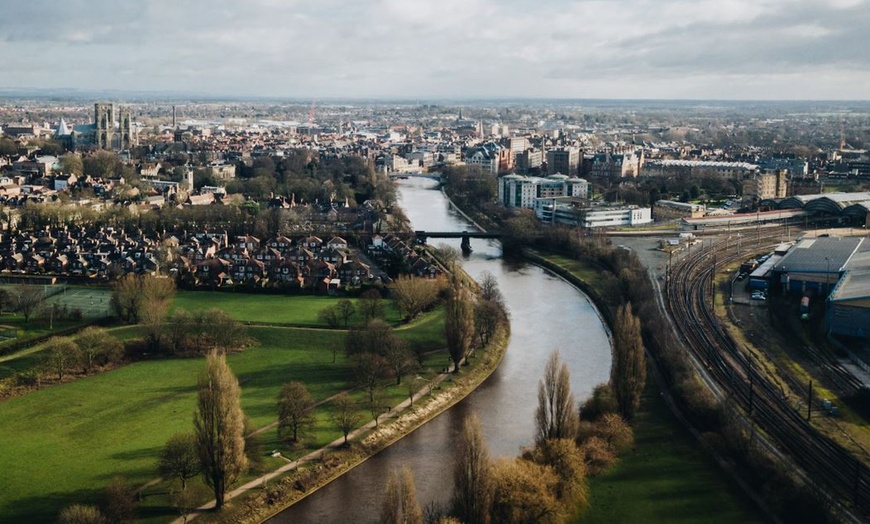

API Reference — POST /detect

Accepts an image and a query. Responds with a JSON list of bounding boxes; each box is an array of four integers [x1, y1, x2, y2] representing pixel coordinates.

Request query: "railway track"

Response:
[[666, 228, 870, 519]]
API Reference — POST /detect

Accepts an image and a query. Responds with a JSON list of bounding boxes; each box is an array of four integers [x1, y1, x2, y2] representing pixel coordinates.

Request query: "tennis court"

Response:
[[43, 286, 112, 318]]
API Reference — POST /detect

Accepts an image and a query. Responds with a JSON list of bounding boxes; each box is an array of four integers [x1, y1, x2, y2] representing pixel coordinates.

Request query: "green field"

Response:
[[0, 296, 446, 522], [171, 291, 403, 326], [579, 383, 762, 523]]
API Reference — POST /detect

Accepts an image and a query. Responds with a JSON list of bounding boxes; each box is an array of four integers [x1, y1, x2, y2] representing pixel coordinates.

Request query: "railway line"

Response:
[[666, 227, 870, 519]]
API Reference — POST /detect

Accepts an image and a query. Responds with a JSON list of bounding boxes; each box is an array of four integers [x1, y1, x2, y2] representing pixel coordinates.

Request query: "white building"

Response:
[[535, 199, 652, 228], [498, 174, 589, 209]]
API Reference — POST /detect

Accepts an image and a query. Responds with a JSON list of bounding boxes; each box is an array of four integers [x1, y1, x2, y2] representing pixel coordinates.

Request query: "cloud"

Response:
[[0, 0, 868, 99]]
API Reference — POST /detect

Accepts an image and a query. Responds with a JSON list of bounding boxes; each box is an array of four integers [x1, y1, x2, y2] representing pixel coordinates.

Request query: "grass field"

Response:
[[172, 291, 403, 326], [579, 382, 762, 523], [0, 310, 446, 523]]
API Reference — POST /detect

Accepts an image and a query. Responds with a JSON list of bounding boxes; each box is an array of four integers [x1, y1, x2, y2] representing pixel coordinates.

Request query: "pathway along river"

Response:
[[269, 178, 612, 523]]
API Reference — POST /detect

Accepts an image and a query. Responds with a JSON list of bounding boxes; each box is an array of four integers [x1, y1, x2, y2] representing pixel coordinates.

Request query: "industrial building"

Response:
[[762, 236, 870, 340]]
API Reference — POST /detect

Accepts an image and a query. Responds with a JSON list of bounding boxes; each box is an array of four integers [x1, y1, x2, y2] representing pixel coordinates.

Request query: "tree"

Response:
[[353, 352, 386, 402], [452, 415, 492, 524], [43, 336, 81, 380], [535, 351, 579, 443], [75, 326, 123, 373], [336, 299, 356, 328], [13, 285, 44, 324], [57, 504, 107, 524], [477, 271, 503, 307], [100, 476, 135, 524], [473, 300, 502, 347], [139, 275, 176, 351], [391, 275, 441, 320], [59, 153, 84, 176], [578, 383, 618, 422], [383, 336, 414, 385], [381, 465, 424, 524], [317, 304, 342, 329], [193, 350, 248, 510], [158, 433, 200, 491], [111, 274, 141, 323], [358, 288, 385, 324], [524, 439, 589, 519], [111, 274, 175, 326], [368, 385, 388, 428], [277, 381, 316, 445], [611, 303, 646, 420], [444, 277, 474, 373], [489, 458, 560, 524], [331, 391, 362, 446]]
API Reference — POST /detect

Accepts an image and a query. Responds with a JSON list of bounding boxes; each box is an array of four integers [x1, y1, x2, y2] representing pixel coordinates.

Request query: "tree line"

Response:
[[507, 221, 836, 522], [380, 351, 636, 524]]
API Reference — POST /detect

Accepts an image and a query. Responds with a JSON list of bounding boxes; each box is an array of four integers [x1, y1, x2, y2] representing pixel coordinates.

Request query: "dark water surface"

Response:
[[269, 178, 611, 523]]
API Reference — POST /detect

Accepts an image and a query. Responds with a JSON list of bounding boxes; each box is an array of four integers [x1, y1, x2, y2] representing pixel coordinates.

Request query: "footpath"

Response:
[[173, 368, 453, 523]]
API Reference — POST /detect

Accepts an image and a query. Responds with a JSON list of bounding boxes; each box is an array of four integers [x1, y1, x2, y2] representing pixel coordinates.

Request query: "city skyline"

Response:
[[1, 0, 869, 101]]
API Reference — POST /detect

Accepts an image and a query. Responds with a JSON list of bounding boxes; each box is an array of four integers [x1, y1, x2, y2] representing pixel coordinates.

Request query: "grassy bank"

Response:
[[580, 381, 761, 523], [528, 250, 763, 523], [171, 291, 403, 326]]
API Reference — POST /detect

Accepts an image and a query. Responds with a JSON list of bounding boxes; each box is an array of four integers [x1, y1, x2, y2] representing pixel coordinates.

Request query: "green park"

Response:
[[0, 288, 448, 523]]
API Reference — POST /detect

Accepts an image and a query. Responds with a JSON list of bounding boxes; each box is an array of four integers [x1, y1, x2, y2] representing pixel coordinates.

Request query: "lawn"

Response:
[[578, 379, 763, 523], [171, 291, 403, 326], [0, 309, 446, 523]]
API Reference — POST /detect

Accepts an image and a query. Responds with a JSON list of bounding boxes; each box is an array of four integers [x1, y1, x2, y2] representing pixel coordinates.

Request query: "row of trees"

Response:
[[383, 351, 635, 523]]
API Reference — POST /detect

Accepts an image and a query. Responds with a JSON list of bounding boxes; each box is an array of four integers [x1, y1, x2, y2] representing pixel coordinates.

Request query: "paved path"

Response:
[[171, 371, 450, 523]]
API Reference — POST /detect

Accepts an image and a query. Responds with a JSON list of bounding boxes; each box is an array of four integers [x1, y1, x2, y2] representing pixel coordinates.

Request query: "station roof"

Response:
[[830, 268, 870, 303], [772, 237, 867, 274]]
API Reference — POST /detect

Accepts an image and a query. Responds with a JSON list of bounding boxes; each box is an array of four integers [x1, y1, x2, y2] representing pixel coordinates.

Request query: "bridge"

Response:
[[388, 172, 443, 181], [414, 230, 502, 252]]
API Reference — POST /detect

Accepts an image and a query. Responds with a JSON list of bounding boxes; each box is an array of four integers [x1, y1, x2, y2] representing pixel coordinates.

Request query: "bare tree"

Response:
[[535, 351, 579, 444], [317, 304, 342, 329], [445, 276, 474, 373], [358, 288, 385, 324], [336, 299, 356, 328], [43, 336, 81, 380], [100, 476, 135, 524], [331, 391, 361, 446], [391, 275, 441, 320], [611, 303, 646, 420], [381, 465, 424, 524], [110, 274, 141, 323], [473, 300, 502, 347], [158, 433, 200, 491], [13, 285, 44, 324], [452, 415, 492, 524], [277, 381, 316, 445], [477, 271, 504, 307], [75, 326, 123, 373], [193, 350, 248, 510]]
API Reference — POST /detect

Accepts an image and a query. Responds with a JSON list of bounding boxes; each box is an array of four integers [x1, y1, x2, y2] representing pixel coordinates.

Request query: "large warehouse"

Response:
[[829, 251, 870, 340], [771, 236, 870, 340]]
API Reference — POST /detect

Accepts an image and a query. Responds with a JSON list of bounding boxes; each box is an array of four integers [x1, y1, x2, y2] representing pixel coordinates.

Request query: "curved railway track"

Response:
[[666, 229, 870, 519]]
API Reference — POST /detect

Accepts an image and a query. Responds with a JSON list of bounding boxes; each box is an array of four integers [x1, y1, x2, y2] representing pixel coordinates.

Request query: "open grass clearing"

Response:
[[0, 307, 446, 523], [171, 291, 403, 326], [579, 381, 763, 523]]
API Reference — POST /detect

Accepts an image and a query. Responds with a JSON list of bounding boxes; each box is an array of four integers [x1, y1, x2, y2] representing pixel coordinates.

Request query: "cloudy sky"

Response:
[[1, 0, 869, 100]]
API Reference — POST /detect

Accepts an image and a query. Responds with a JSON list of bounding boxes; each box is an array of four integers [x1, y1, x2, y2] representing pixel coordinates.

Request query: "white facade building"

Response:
[[498, 174, 589, 209]]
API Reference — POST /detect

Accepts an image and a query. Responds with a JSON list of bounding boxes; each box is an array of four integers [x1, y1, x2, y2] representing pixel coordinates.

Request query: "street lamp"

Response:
[[824, 256, 831, 333]]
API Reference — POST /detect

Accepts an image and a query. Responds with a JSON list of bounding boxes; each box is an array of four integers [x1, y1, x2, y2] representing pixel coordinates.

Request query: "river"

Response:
[[269, 178, 612, 523]]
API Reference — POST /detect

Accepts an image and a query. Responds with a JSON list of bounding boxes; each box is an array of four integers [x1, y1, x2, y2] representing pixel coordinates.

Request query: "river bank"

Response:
[[192, 305, 511, 523]]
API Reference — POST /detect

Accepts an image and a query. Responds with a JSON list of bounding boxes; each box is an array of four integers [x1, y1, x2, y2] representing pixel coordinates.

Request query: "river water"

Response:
[[269, 178, 612, 523]]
